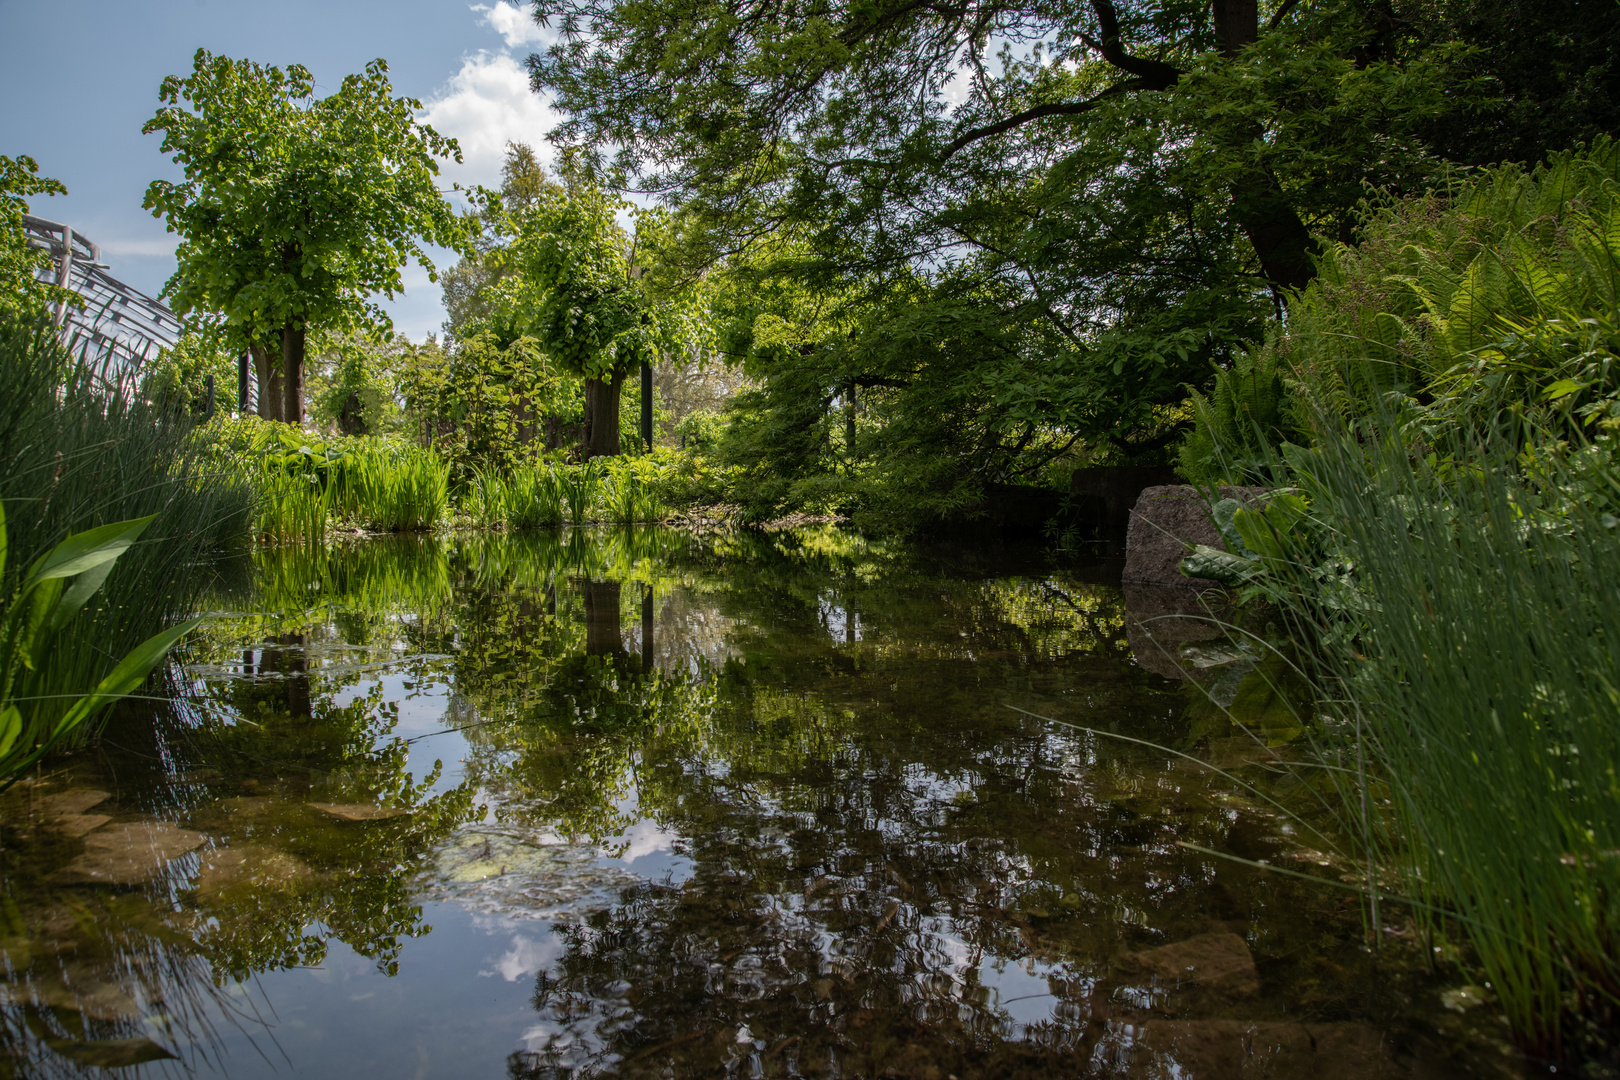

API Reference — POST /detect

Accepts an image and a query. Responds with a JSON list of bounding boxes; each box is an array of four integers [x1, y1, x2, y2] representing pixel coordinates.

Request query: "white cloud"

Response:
[[94, 237, 179, 259], [420, 50, 559, 192], [472, 2, 553, 48]]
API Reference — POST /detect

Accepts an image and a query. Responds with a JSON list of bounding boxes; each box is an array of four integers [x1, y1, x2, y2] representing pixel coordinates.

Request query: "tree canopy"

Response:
[[516, 0, 1619, 517], [0, 155, 68, 317], [143, 49, 472, 424]]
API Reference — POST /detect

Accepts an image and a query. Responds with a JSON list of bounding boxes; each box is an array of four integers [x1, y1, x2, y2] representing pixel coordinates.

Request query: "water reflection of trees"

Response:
[[430, 529, 1384, 1077], [2, 527, 1397, 1078]]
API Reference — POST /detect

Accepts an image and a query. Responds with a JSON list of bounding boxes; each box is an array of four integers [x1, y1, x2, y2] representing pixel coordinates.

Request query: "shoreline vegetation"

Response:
[[4, 2, 1620, 1070]]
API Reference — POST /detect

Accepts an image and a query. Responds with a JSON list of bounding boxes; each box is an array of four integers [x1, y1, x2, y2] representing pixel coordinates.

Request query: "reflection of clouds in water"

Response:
[[613, 818, 676, 862], [484, 933, 562, 983]]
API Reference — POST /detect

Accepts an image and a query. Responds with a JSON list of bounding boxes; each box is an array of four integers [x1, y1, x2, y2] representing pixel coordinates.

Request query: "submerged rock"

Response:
[[194, 844, 314, 898], [1127, 931, 1260, 997], [50, 814, 110, 839], [23, 967, 143, 1022], [1103, 1019, 1401, 1079], [48, 1036, 177, 1068], [50, 822, 206, 886], [36, 788, 111, 818], [420, 827, 643, 921]]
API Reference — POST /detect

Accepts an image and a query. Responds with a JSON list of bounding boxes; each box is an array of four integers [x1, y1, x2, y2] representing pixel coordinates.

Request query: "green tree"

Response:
[[0, 155, 68, 316], [521, 0, 1504, 497], [492, 179, 692, 458], [441, 142, 561, 342], [142, 50, 471, 426]]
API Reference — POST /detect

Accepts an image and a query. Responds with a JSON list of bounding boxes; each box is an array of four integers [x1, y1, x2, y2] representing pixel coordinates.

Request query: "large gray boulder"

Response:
[[1123, 485, 1267, 588]]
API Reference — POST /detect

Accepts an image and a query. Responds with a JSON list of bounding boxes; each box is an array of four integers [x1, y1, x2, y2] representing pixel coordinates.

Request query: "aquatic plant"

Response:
[[336, 442, 449, 532], [0, 311, 249, 747], [1290, 419, 1620, 1056], [560, 461, 599, 525], [254, 456, 332, 545], [597, 455, 666, 523], [0, 509, 200, 787]]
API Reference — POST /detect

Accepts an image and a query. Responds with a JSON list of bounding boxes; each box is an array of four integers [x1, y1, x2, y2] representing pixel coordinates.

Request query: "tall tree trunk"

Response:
[[252, 342, 283, 423], [640, 360, 653, 452], [1206, 0, 1316, 292], [583, 372, 627, 459], [1231, 183, 1317, 293], [1212, 0, 1258, 56], [281, 323, 306, 426]]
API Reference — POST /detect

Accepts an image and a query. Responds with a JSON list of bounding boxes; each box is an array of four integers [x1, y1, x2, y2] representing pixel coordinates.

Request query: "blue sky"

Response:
[[0, 0, 559, 340]]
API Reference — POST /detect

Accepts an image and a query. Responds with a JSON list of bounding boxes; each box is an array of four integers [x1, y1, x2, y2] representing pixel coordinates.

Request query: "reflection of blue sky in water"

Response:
[[1, 530, 1517, 1078]]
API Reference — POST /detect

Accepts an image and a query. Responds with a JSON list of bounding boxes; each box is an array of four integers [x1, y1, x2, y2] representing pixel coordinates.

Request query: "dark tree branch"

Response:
[[939, 79, 1143, 160], [1266, 0, 1303, 32], [1087, 0, 1182, 88]]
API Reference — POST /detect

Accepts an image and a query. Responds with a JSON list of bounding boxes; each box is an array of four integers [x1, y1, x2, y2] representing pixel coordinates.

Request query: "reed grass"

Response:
[[335, 442, 449, 532], [507, 464, 565, 529], [1278, 419, 1620, 1054], [597, 456, 666, 523], [561, 462, 599, 525], [255, 459, 332, 544], [0, 311, 252, 752]]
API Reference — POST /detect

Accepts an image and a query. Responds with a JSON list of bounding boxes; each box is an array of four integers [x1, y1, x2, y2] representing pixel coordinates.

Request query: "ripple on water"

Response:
[[417, 825, 644, 921]]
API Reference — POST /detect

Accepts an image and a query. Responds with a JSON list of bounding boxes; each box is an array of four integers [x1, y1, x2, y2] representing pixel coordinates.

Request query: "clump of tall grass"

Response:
[[0, 311, 251, 751], [506, 463, 564, 529], [468, 462, 566, 529], [1284, 421, 1620, 1056], [597, 455, 666, 524], [336, 442, 449, 532], [255, 458, 332, 544], [561, 461, 599, 525]]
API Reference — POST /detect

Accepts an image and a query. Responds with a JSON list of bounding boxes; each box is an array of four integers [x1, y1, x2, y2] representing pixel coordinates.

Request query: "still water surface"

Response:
[[2, 528, 1521, 1078]]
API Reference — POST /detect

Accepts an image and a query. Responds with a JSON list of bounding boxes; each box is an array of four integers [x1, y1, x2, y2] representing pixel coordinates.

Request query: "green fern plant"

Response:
[[1177, 346, 1300, 484]]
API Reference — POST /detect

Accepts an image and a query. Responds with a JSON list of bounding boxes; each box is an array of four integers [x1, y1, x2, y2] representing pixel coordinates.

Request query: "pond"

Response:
[[2, 527, 1524, 1078]]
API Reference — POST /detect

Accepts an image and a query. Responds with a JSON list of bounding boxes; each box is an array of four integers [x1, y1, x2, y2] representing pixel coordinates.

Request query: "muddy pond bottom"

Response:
[[1, 528, 1524, 1078]]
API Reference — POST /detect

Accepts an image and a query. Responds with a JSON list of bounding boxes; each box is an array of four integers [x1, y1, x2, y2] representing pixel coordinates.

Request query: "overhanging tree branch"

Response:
[[939, 79, 1144, 160]]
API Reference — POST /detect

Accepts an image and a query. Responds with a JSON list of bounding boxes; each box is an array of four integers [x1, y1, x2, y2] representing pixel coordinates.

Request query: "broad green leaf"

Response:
[[49, 618, 202, 740], [0, 499, 7, 583], [0, 705, 19, 760], [17, 577, 63, 671], [47, 558, 117, 636], [1180, 544, 1261, 585], [25, 516, 156, 586]]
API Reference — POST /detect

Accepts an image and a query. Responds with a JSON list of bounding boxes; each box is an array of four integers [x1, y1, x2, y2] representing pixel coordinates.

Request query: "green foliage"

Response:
[[596, 455, 667, 523], [309, 332, 407, 436], [470, 462, 566, 530], [142, 48, 472, 413], [0, 311, 250, 748], [0, 509, 201, 787], [674, 410, 725, 451], [140, 326, 237, 416], [1177, 346, 1302, 484], [1190, 138, 1620, 490], [1275, 417, 1620, 1055], [441, 142, 560, 342], [489, 180, 648, 382], [334, 442, 450, 533], [397, 333, 578, 483], [559, 461, 599, 525], [0, 155, 69, 317]]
